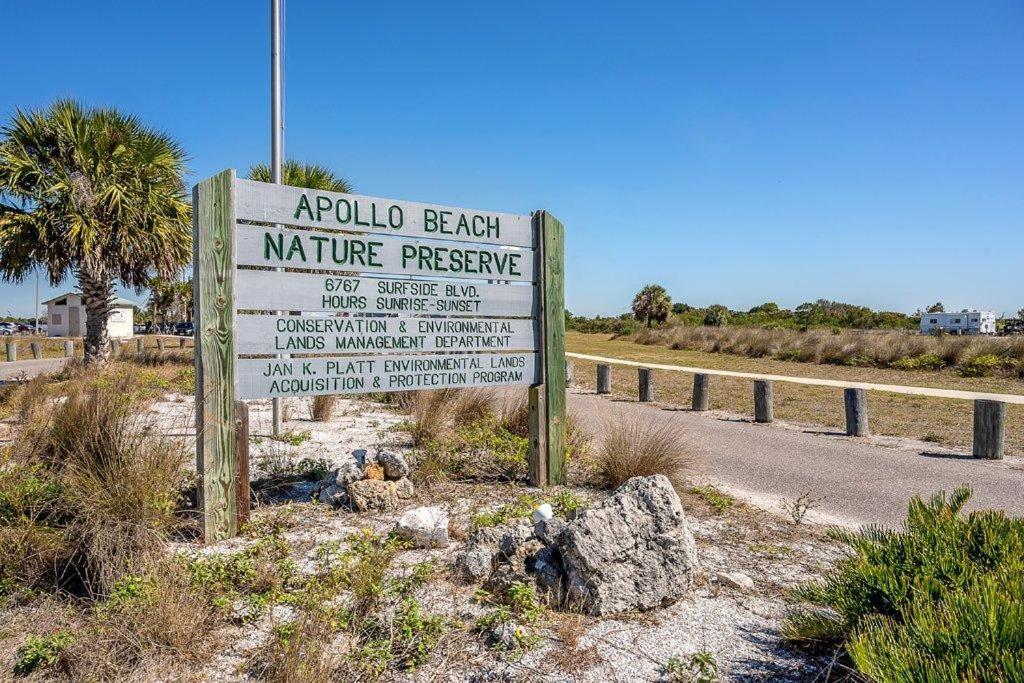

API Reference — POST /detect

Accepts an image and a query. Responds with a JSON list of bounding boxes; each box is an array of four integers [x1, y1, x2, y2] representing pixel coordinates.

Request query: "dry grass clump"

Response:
[[587, 414, 695, 493], [310, 393, 340, 421], [408, 388, 462, 446], [3, 369, 187, 597], [59, 561, 218, 682], [634, 325, 1024, 377]]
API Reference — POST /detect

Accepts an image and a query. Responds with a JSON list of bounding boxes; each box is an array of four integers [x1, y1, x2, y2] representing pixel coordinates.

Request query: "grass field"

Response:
[[567, 332, 1024, 456]]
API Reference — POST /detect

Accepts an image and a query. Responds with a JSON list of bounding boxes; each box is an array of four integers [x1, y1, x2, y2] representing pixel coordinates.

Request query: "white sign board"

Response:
[[236, 352, 539, 399], [236, 225, 534, 282], [235, 314, 537, 355], [235, 270, 536, 317], [235, 179, 534, 248]]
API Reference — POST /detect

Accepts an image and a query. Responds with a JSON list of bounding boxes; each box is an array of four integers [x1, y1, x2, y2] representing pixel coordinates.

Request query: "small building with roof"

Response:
[[42, 292, 136, 338], [920, 310, 996, 335]]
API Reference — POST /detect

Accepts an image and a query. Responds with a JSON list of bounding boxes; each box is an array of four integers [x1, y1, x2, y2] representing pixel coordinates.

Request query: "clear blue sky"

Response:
[[2, 1, 1022, 318]]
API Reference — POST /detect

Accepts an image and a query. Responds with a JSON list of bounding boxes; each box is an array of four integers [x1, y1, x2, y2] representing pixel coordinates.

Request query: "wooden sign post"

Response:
[[193, 170, 565, 541]]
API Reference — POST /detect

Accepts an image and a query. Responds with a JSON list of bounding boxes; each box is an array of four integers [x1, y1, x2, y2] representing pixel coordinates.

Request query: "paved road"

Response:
[[0, 357, 68, 381], [569, 389, 1023, 528]]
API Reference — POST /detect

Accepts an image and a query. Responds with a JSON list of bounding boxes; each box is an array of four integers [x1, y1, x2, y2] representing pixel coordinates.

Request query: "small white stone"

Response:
[[716, 571, 755, 592], [395, 506, 449, 548], [531, 503, 554, 524]]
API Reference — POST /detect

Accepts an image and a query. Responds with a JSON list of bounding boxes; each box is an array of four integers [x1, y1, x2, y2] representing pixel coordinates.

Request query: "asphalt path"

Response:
[[569, 389, 1023, 528], [0, 357, 69, 381]]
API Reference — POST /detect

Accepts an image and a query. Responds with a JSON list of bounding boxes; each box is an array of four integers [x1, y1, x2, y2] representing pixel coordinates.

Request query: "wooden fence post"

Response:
[[528, 210, 566, 487], [136, 337, 144, 353], [5, 342, 16, 362], [179, 337, 187, 348], [973, 399, 1005, 460], [30, 342, 41, 360], [692, 373, 710, 411], [596, 364, 611, 394], [157, 337, 166, 352], [754, 379, 774, 423], [64, 340, 74, 358], [194, 169, 238, 542], [565, 359, 573, 388], [235, 401, 250, 528], [844, 388, 869, 436], [638, 367, 654, 402], [109, 339, 119, 357]]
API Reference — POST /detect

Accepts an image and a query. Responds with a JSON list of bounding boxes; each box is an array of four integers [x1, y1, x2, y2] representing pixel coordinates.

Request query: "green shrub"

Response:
[[785, 487, 1024, 681], [14, 631, 75, 677], [960, 353, 1004, 377]]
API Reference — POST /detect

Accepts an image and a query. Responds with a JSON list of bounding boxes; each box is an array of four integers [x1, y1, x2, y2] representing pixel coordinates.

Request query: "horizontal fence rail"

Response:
[[566, 352, 1024, 405]]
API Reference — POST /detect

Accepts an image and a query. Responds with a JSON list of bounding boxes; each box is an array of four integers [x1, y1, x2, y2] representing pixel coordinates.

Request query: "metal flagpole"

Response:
[[34, 268, 40, 334], [270, 0, 284, 435]]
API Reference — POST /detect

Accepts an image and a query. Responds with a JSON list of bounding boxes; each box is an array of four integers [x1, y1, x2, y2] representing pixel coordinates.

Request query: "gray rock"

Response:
[[498, 523, 536, 561], [455, 546, 495, 582], [716, 571, 755, 592], [347, 479, 398, 512], [395, 506, 449, 548], [352, 449, 368, 469], [394, 477, 415, 500], [377, 450, 410, 480], [487, 621, 522, 651], [311, 459, 363, 508], [556, 475, 698, 615], [533, 517, 566, 546], [532, 546, 564, 593]]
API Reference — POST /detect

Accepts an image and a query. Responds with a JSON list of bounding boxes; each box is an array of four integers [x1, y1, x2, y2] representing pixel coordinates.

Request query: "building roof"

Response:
[[43, 291, 137, 308]]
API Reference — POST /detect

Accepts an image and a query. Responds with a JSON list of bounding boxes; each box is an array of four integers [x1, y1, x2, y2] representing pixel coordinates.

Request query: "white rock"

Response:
[[531, 503, 554, 524], [716, 571, 755, 592], [395, 506, 449, 548]]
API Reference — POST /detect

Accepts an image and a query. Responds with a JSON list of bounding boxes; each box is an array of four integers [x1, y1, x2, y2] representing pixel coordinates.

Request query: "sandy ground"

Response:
[[147, 392, 843, 682]]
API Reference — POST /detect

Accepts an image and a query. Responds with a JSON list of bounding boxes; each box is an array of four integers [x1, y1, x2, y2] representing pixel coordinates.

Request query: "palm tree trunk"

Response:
[[78, 267, 115, 365]]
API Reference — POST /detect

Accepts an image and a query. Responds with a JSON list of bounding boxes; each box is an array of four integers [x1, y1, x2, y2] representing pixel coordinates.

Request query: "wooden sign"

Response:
[[235, 270, 536, 316], [235, 314, 537, 355], [236, 225, 534, 281], [237, 352, 539, 399], [193, 170, 565, 542], [235, 178, 534, 248]]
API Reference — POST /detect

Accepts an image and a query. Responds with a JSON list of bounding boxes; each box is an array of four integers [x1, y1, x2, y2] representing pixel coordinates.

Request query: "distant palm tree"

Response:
[[0, 100, 191, 363], [247, 160, 352, 193], [632, 284, 672, 328]]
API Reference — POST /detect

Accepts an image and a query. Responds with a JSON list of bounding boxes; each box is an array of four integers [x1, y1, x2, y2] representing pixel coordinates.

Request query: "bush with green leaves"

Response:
[[14, 631, 75, 677], [785, 487, 1024, 681]]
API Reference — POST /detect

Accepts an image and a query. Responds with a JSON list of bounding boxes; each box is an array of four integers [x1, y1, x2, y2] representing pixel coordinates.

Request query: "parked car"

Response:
[[174, 322, 194, 336], [0, 322, 16, 336]]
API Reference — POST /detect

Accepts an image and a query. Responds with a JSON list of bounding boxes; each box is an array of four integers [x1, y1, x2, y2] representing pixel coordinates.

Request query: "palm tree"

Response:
[[632, 284, 672, 328], [247, 160, 352, 193], [0, 100, 190, 363]]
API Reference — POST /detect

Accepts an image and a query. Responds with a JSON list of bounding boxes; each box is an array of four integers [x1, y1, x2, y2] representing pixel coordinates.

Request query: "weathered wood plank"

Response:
[[63, 340, 74, 358], [237, 352, 539, 400], [844, 388, 869, 437], [235, 225, 534, 282], [235, 269, 536, 317], [235, 314, 537, 355], [4, 342, 13, 362], [539, 211, 566, 485], [30, 342, 41, 360], [638, 367, 655, 402], [754, 379, 774, 423], [973, 399, 1005, 459], [235, 401, 250, 528], [194, 169, 238, 542], [235, 178, 535, 248], [596, 364, 612, 394], [692, 373, 710, 411], [528, 384, 548, 487]]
